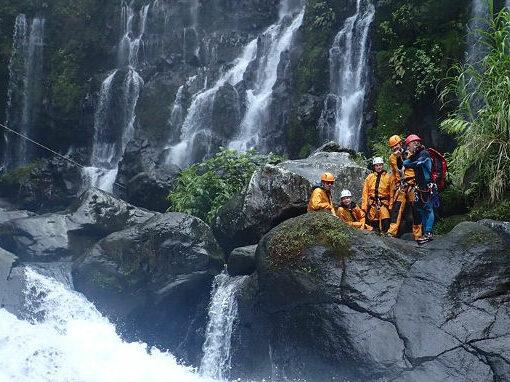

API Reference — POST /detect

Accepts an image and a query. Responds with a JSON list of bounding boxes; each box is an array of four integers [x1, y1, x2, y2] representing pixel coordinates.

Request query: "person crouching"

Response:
[[337, 189, 373, 230], [307, 172, 337, 216]]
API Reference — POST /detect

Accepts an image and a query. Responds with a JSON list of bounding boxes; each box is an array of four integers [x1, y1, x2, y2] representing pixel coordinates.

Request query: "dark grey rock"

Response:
[[72, 212, 224, 365], [0, 248, 24, 316], [0, 188, 157, 261], [212, 150, 369, 251], [228, 245, 257, 276], [231, 214, 510, 382]]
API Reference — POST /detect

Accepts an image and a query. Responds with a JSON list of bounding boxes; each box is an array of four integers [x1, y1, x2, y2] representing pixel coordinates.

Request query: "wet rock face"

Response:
[[0, 188, 157, 261], [212, 149, 369, 251], [72, 212, 224, 365], [0, 157, 83, 213], [231, 214, 510, 382]]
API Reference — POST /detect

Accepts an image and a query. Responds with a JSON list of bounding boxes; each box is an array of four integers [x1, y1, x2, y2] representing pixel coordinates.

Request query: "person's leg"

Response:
[[388, 190, 406, 237], [409, 199, 423, 240], [422, 199, 435, 236]]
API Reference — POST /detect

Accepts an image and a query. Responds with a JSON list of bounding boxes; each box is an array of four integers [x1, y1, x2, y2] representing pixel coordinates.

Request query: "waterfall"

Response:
[[507, 0, 510, 9], [166, 0, 304, 167], [3, 15, 45, 170], [319, 0, 374, 151], [83, 2, 149, 193], [166, 39, 258, 167], [0, 267, 212, 382], [466, 0, 489, 67], [228, 7, 305, 152], [199, 271, 248, 381]]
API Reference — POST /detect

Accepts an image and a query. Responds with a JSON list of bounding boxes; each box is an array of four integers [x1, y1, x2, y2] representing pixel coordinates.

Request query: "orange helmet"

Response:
[[405, 134, 422, 145], [388, 135, 402, 147], [321, 172, 335, 182]]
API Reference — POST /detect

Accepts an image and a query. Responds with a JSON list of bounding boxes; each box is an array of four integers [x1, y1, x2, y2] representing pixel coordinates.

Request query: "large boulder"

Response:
[[117, 137, 180, 212], [0, 156, 83, 213], [212, 149, 369, 251], [72, 212, 225, 365], [0, 188, 157, 261], [230, 213, 510, 382]]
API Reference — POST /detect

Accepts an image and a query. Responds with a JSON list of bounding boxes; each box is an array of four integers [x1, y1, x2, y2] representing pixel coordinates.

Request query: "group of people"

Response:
[[307, 134, 436, 244]]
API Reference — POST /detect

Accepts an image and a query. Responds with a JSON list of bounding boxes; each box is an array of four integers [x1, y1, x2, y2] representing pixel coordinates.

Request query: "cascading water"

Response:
[[166, 39, 257, 167], [228, 7, 305, 152], [466, 0, 489, 67], [319, 0, 374, 151], [3, 15, 45, 170], [199, 271, 248, 381], [0, 267, 213, 382], [167, 0, 304, 167], [82, 2, 148, 193]]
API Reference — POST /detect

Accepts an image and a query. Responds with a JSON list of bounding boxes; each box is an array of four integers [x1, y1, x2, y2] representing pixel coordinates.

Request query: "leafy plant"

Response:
[[167, 148, 283, 223], [441, 4, 510, 203]]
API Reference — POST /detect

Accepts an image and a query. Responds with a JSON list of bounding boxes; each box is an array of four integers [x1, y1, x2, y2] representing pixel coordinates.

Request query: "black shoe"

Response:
[[416, 236, 431, 245]]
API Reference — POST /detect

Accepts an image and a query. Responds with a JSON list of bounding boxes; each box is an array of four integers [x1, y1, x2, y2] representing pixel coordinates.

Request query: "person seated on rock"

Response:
[[361, 157, 393, 233], [307, 172, 337, 216], [387, 134, 422, 240], [337, 189, 372, 231], [403, 134, 434, 245]]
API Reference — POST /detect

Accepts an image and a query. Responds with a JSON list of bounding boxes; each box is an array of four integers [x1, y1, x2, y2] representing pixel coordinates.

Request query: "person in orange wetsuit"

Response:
[[386, 135, 422, 240], [361, 157, 393, 233], [307, 172, 337, 216], [337, 189, 373, 230]]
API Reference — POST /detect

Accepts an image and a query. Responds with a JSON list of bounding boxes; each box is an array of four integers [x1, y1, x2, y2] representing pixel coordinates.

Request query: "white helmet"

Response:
[[372, 157, 384, 165], [340, 189, 352, 199]]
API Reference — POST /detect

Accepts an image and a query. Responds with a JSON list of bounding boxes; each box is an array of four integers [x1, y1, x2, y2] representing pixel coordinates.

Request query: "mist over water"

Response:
[[0, 268, 214, 382]]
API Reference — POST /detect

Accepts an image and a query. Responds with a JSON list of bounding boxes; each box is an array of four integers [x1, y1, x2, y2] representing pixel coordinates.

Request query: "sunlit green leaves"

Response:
[[167, 149, 284, 223]]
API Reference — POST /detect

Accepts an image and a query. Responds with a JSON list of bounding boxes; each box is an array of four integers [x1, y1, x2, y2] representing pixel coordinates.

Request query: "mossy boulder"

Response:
[[229, 216, 510, 382], [212, 148, 369, 252]]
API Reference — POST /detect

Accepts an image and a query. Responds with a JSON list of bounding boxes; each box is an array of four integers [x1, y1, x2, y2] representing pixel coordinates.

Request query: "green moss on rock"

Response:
[[267, 212, 350, 268]]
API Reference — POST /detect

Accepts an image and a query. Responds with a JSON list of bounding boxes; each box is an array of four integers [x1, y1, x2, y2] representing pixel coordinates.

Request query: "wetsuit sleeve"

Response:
[[309, 189, 332, 211]]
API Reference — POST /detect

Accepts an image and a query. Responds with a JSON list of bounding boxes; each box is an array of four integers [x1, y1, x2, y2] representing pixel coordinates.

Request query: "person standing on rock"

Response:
[[387, 135, 422, 240], [337, 189, 372, 230], [362, 157, 393, 233], [307, 172, 337, 216], [403, 134, 435, 244]]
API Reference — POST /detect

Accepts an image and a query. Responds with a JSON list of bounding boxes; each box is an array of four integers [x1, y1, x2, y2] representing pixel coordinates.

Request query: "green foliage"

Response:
[[433, 214, 469, 235], [370, 0, 468, 154], [268, 212, 350, 269], [467, 197, 510, 221], [0, 160, 42, 186], [441, 7, 510, 203], [167, 149, 284, 223]]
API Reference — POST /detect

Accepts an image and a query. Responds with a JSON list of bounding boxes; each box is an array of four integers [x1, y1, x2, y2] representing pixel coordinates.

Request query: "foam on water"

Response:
[[0, 268, 214, 382]]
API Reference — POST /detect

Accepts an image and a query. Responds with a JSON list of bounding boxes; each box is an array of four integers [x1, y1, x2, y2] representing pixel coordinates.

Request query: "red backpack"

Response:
[[428, 148, 447, 191]]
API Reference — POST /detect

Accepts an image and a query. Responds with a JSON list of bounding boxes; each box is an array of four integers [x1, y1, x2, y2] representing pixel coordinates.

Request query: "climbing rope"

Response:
[[0, 122, 126, 190]]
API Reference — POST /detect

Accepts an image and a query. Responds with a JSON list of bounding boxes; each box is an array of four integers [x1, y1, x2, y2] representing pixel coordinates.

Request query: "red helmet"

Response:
[[405, 134, 422, 145]]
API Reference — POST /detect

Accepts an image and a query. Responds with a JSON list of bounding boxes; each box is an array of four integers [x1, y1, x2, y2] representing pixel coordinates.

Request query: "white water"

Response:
[[83, 3, 148, 192], [167, 0, 304, 167], [320, 0, 374, 150], [507, 0, 510, 9], [466, 0, 489, 67], [200, 272, 248, 381], [3, 15, 45, 170], [0, 267, 215, 382], [166, 39, 258, 167], [228, 7, 304, 152]]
